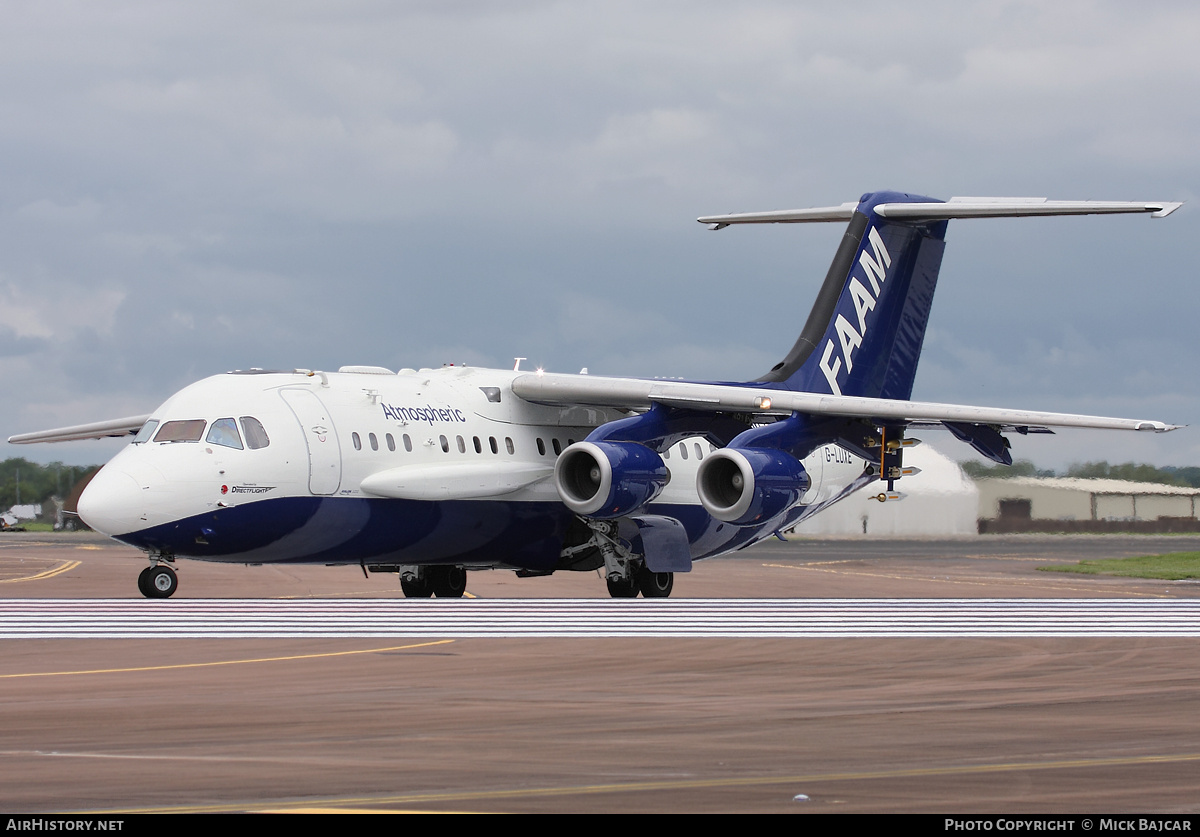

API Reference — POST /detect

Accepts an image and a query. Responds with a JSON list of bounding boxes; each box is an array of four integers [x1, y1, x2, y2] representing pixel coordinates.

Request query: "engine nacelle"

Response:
[[554, 441, 669, 519], [696, 447, 810, 525]]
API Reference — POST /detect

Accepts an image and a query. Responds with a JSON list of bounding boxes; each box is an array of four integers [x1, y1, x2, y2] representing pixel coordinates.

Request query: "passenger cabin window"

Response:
[[132, 420, 159, 445], [473, 436, 482, 454], [403, 434, 412, 452], [694, 443, 704, 460], [457, 435, 466, 454], [206, 418, 243, 450], [679, 443, 688, 460], [386, 433, 396, 452], [552, 439, 562, 455], [369, 432, 379, 451], [440, 435, 450, 453], [505, 437, 515, 455], [240, 417, 270, 449], [489, 436, 498, 454], [352, 432, 362, 451], [154, 420, 206, 443], [537, 438, 546, 456]]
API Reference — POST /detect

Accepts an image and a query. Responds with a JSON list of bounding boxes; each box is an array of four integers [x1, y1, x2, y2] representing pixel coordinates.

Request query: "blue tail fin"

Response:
[[755, 191, 947, 399]]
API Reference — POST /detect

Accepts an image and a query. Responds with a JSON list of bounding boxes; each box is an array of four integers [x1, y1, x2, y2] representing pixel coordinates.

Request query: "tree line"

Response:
[[0, 458, 103, 510], [961, 459, 1200, 487]]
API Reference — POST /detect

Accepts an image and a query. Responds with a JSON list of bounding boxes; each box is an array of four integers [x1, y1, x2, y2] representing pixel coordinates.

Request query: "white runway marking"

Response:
[[2, 598, 1200, 638]]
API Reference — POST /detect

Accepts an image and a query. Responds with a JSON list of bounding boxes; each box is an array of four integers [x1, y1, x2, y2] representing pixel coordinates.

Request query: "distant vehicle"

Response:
[[9, 192, 1181, 598]]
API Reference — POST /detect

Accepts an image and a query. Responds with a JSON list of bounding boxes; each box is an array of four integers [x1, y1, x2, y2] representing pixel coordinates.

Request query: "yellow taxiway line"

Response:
[[0, 639, 455, 679]]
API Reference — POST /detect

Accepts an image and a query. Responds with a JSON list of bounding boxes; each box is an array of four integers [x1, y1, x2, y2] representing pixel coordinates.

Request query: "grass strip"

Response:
[[1039, 551, 1200, 580]]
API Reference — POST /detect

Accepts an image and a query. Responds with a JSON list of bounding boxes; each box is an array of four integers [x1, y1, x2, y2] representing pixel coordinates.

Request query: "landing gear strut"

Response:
[[577, 518, 675, 599], [137, 564, 177, 599]]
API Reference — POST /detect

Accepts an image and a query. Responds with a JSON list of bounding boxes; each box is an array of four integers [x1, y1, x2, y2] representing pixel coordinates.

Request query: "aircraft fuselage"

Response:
[[78, 365, 868, 572]]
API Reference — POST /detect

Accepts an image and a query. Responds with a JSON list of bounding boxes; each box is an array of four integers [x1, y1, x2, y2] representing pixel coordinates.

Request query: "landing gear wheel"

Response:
[[143, 565, 177, 599], [606, 576, 639, 598], [429, 566, 467, 598], [636, 568, 674, 598], [137, 567, 153, 597], [400, 577, 433, 598]]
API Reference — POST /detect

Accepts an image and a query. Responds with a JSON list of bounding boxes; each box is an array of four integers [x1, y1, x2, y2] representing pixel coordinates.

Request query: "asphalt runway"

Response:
[[3, 532, 1200, 813]]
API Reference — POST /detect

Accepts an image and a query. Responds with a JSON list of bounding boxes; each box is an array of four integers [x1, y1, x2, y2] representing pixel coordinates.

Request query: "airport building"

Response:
[[792, 445, 979, 536], [975, 477, 1200, 533], [792, 451, 1200, 536]]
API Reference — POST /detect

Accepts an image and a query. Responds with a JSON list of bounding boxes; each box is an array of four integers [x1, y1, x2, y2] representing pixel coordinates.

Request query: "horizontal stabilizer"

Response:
[[8, 415, 151, 444], [699, 197, 1182, 228]]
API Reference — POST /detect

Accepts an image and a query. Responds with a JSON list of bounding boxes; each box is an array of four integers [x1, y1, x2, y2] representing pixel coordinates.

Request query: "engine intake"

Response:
[[696, 448, 809, 525], [554, 441, 669, 519]]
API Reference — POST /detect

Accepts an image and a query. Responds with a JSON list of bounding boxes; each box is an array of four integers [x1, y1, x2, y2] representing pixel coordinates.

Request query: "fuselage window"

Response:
[[489, 436, 498, 454], [240, 417, 270, 449], [663, 447, 670, 460], [386, 433, 396, 452], [679, 443, 688, 460], [206, 418, 244, 450], [403, 434, 412, 452], [694, 443, 704, 460], [440, 435, 450, 453], [457, 435, 466, 454], [552, 438, 562, 455], [536, 438, 546, 456], [480, 386, 501, 403], [132, 419, 159, 445], [352, 432, 362, 451], [505, 437, 515, 455], [154, 419, 206, 443], [473, 436, 482, 454], [369, 432, 379, 451]]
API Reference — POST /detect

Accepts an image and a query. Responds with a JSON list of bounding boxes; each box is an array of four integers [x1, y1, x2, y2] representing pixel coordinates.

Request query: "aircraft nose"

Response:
[[77, 467, 146, 537]]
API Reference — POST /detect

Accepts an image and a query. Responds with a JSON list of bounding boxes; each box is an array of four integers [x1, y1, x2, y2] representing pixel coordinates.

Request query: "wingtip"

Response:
[[1137, 421, 1184, 433], [1151, 202, 1184, 218]]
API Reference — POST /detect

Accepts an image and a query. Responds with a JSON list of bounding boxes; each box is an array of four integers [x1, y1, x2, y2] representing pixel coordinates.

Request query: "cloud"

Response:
[[0, 1, 1196, 471]]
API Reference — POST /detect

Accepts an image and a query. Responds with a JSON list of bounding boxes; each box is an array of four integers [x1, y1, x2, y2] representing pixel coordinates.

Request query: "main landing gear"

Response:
[[578, 519, 675, 599], [137, 564, 178, 599], [607, 566, 674, 598], [400, 565, 467, 598]]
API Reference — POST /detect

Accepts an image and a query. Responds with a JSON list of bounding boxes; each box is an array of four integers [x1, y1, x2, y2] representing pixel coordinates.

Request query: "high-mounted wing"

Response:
[[512, 373, 1178, 434], [7, 415, 151, 444]]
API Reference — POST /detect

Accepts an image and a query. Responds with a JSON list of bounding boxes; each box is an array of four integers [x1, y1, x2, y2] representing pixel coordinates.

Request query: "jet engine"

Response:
[[554, 441, 669, 519], [696, 447, 810, 525]]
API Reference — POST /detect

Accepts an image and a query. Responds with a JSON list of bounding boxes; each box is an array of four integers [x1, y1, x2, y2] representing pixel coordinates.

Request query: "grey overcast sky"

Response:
[[2, 1, 1197, 469]]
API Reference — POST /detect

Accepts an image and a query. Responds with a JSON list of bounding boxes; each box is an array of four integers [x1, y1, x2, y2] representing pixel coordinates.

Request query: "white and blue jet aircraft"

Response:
[[9, 191, 1183, 599]]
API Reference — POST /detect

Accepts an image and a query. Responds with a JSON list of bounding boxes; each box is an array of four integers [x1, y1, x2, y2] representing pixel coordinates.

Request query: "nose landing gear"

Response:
[[137, 564, 178, 599]]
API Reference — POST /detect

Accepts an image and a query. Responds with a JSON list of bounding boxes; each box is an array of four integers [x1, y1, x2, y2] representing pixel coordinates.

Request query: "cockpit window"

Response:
[[240, 417, 270, 450], [154, 419, 207, 443], [132, 419, 159, 444], [206, 418, 243, 450]]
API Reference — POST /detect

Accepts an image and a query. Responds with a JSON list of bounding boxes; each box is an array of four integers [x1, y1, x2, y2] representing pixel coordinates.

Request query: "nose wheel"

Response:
[[137, 565, 178, 599]]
